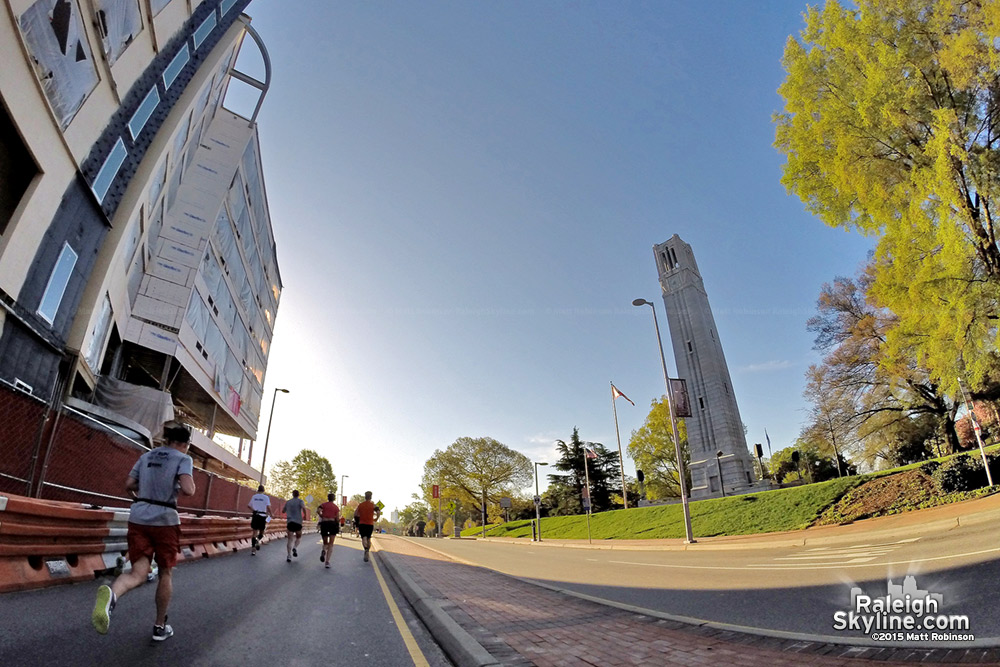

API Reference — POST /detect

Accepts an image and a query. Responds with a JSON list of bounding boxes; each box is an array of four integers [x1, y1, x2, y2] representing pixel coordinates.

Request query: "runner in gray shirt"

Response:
[[283, 490, 306, 563], [92, 421, 196, 642]]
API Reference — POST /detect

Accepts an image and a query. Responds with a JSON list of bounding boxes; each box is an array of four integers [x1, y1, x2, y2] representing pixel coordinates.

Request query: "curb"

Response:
[[376, 548, 502, 667]]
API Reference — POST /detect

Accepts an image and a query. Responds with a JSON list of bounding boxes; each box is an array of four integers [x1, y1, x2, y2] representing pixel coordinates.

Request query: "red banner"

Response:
[[432, 484, 440, 499]]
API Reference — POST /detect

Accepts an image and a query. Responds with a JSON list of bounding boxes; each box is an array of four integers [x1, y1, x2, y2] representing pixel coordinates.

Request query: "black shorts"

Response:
[[319, 521, 340, 537], [287, 521, 302, 533], [358, 523, 374, 538], [251, 513, 267, 531]]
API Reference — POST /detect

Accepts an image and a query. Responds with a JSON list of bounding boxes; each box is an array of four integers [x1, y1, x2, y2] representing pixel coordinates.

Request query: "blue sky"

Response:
[[230, 1, 874, 513]]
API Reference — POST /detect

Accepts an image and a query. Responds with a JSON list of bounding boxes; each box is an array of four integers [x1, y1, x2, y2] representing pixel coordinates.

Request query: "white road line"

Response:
[[773, 551, 894, 560]]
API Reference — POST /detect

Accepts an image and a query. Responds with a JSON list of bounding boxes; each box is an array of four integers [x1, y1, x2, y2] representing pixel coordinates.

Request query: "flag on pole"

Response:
[[765, 429, 772, 457], [611, 383, 635, 406], [584, 446, 598, 460]]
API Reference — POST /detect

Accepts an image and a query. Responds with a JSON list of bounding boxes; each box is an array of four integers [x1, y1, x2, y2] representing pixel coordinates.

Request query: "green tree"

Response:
[[775, 0, 1000, 392], [267, 449, 337, 506], [546, 427, 621, 514], [422, 437, 532, 524], [626, 396, 689, 499]]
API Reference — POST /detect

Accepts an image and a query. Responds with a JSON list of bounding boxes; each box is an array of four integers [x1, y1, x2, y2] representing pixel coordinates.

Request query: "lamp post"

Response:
[[258, 387, 290, 486], [533, 461, 548, 541], [632, 298, 695, 543], [341, 474, 348, 505]]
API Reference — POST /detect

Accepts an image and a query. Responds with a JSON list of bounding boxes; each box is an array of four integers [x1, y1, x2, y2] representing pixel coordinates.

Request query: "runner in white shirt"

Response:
[[247, 485, 272, 555]]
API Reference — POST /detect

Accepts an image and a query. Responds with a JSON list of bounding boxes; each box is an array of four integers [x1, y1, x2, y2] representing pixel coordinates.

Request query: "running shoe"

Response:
[[363, 551, 369, 562], [292, 548, 297, 558], [286, 556, 291, 563], [319, 552, 325, 563], [325, 563, 330, 569], [152, 617, 173, 642], [92, 585, 115, 634]]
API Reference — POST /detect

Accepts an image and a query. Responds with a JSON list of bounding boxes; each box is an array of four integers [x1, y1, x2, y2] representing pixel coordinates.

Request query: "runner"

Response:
[[353, 491, 381, 562], [91, 421, 196, 641], [283, 490, 306, 563], [248, 485, 272, 555], [316, 493, 340, 569]]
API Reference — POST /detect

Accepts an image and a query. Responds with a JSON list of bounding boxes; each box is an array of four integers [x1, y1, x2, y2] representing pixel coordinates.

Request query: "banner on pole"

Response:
[[432, 484, 440, 499], [670, 378, 692, 417]]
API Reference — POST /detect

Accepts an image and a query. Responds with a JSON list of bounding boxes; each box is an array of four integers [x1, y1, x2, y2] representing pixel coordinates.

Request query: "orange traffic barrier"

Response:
[[0, 492, 317, 593]]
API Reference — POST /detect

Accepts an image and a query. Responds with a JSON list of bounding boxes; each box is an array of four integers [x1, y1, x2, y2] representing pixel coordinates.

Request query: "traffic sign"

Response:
[[533, 495, 541, 505], [500, 496, 511, 508]]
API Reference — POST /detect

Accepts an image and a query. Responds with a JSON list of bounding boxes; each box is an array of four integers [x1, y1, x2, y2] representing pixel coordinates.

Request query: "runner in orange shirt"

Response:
[[316, 493, 340, 569], [353, 491, 380, 562]]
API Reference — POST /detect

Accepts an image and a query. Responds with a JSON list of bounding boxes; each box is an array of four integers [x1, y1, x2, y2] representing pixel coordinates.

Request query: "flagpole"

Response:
[[611, 382, 628, 509], [582, 449, 593, 544]]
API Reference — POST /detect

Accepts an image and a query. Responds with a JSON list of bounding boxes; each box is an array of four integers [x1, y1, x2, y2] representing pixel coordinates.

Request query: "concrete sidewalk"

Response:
[[374, 536, 1000, 666], [374, 495, 1000, 666]]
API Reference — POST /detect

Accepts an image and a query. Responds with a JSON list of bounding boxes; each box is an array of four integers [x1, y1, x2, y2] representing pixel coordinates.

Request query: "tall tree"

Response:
[[267, 449, 337, 505], [803, 269, 959, 464], [775, 0, 1000, 392], [626, 396, 689, 499], [421, 437, 532, 522], [546, 428, 621, 514]]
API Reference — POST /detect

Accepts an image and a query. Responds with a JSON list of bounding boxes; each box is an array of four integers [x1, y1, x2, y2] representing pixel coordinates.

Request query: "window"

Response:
[[37, 243, 77, 324], [193, 11, 217, 50], [92, 138, 127, 203], [163, 44, 190, 90], [84, 294, 113, 370], [95, 0, 142, 66], [18, 0, 99, 130], [0, 101, 38, 236], [150, 0, 173, 15], [148, 158, 167, 209], [127, 85, 160, 139], [698, 397, 705, 410], [221, 0, 239, 16], [686, 341, 693, 353]]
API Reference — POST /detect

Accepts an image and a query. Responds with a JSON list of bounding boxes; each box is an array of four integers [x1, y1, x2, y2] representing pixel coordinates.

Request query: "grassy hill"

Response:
[[461, 447, 1000, 540]]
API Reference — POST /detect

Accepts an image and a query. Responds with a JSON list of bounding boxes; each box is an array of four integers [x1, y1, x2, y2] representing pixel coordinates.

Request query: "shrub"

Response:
[[932, 453, 993, 493]]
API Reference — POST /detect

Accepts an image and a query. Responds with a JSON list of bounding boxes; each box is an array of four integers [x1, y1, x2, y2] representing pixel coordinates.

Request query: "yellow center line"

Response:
[[371, 545, 430, 667]]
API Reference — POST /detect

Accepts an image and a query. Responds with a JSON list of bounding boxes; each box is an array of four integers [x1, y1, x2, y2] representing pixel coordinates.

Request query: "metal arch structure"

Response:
[[228, 21, 272, 126]]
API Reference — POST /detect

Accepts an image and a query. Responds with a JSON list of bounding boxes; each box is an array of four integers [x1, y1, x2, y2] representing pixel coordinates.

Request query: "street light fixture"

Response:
[[632, 298, 695, 543], [533, 461, 548, 542], [258, 387, 290, 486], [341, 474, 348, 504]]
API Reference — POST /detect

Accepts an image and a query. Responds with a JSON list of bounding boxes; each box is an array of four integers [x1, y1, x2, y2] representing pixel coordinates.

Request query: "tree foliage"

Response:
[[802, 268, 958, 466], [421, 436, 532, 522], [546, 427, 622, 514], [626, 396, 689, 499], [267, 449, 337, 505], [775, 0, 1000, 392]]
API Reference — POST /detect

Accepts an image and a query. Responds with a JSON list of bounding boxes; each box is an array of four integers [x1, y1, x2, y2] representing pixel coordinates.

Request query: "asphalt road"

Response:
[[415, 518, 1000, 642], [0, 535, 452, 667]]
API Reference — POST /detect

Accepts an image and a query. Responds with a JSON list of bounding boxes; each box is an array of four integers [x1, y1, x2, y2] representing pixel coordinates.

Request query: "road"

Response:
[[0, 535, 451, 667], [417, 515, 1000, 642]]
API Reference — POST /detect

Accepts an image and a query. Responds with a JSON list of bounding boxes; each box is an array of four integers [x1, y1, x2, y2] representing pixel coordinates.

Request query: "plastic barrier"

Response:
[[0, 492, 316, 594]]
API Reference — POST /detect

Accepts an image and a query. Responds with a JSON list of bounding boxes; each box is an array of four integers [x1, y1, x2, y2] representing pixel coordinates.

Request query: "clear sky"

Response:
[[229, 0, 874, 514]]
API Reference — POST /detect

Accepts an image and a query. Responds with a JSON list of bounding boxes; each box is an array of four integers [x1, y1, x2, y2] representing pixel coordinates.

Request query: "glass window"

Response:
[[37, 243, 77, 324], [18, 0, 99, 130], [171, 112, 191, 165], [0, 100, 38, 237], [127, 85, 160, 140], [192, 11, 217, 50], [95, 0, 142, 66], [84, 294, 113, 371], [150, 0, 173, 15], [221, 0, 239, 16], [162, 44, 190, 90], [148, 158, 167, 209], [92, 138, 127, 203]]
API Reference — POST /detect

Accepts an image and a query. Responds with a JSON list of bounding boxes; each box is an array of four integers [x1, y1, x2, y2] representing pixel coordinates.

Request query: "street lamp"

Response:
[[258, 387, 290, 485], [533, 461, 548, 542], [341, 474, 348, 504], [632, 298, 695, 543]]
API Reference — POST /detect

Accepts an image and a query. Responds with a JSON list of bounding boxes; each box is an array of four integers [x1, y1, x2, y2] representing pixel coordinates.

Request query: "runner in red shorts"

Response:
[[91, 421, 196, 641]]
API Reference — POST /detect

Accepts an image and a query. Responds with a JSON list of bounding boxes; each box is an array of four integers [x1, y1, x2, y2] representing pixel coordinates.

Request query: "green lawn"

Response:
[[459, 444, 1000, 540], [462, 474, 866, 540]]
